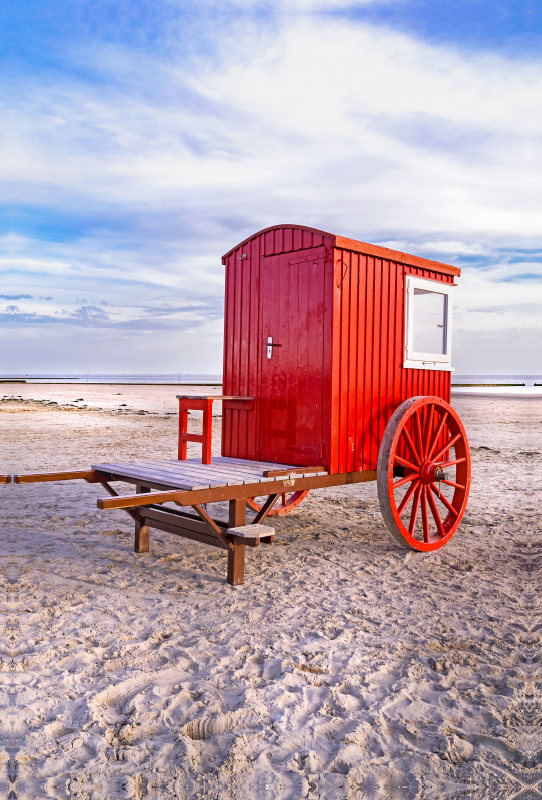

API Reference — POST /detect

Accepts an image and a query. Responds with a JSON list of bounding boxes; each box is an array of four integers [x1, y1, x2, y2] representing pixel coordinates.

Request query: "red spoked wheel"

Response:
[[377, 396, 471, 551], [246, 490, 309, 517]]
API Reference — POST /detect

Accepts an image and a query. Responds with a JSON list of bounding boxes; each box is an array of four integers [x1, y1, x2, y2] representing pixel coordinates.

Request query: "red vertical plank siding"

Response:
[[221, 253, 233, 453], [245, 235, 261, 457], [283, 228, 293, 253], [321, 256, 336, 470], [379, 260, 390, 458], [327, 249, 453, 472], [328, 254, 343, 474], [338, 251, 349, 473], [370, 259, 382, 469], [346, 253, 358, 473], [230, 253, 241, 451], [354, 255, 367, 472], [222, 236, 261, 459], [234, 250, 244, 454], [237, 249, 250, 455], [363, 257, 374, 472], [393, 264, 403, 412]]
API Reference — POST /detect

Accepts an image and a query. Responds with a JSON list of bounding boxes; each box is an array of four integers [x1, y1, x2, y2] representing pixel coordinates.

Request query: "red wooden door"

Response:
[[259, 248, 326, 465]]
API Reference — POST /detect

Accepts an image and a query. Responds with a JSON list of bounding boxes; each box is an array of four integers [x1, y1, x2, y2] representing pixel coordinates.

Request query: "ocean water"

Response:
[[451, 375, 542, 395], [3, 373, 541, 394], [1, 374, 223, 385]]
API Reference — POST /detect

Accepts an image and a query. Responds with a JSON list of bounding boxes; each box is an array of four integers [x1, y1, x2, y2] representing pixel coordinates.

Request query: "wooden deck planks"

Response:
[[137, 460, 262, 485], [93, 464, 239, 490], [91, 456, 328, 492], [155, 456, 325, 479], [92, 464, 211, 490]]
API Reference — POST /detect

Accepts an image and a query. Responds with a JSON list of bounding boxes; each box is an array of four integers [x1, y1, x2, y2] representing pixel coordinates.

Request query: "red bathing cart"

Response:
[[12, 225, 471, 585]]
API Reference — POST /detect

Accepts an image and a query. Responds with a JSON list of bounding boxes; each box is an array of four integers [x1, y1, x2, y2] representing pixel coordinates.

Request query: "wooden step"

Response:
[[228, 523, 275, 547]]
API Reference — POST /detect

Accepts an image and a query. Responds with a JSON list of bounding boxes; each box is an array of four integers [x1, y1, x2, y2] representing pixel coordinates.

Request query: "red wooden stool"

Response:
[[176, 395, 255, 464]]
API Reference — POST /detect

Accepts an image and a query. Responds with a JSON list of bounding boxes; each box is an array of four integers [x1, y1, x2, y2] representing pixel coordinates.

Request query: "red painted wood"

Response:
[[222, 225, 456, 472], [355, 253, 367, 474], [259, 250, 326, 464], [321, 255, 335, 469], [178, 398, 213, 464], [223, 225, 460, 277]]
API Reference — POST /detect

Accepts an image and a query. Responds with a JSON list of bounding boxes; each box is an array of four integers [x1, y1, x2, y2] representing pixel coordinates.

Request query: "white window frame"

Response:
[[404, 276, 454, 371]]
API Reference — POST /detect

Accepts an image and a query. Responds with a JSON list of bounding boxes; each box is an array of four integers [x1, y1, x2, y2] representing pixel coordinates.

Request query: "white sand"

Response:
[[1, 387, 538, 798]]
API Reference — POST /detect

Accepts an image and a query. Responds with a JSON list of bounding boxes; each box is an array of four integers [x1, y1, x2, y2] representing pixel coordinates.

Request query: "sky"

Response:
[[2, 0, 541, 375]]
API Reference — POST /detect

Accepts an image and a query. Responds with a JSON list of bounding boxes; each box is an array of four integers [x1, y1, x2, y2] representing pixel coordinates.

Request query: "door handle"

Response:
[[266, 336, 282, 359]]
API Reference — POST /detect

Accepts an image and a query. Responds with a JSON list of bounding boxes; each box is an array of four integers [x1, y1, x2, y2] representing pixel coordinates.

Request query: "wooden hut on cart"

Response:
[[221, 225, 457, 475]]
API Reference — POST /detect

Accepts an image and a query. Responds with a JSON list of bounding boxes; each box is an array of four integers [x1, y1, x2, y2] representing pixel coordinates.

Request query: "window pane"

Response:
[[413, 289, 445, 354]]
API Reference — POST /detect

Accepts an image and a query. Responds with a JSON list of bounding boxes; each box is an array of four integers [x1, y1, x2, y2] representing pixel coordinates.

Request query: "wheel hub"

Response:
[[420, 461, 446, 485]]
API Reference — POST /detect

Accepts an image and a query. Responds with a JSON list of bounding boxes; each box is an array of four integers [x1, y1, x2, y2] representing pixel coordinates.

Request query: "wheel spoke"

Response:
[[430, 484, 459, 516], [421, 486, 430, 543], [432, 433, 462, 465], [427, 487, 446, 537], [394, 454, 420, 472], [402, 426, 421, 465], [441, 479, 465, 490], [426, 411, 448, 461], [393, 473, 419, 489], [436, 457, 467, 469], [397, 478, 419, 515], [422, 405, 434, 460], [408, 482, 423, 534], [415, 412, 424, 463]]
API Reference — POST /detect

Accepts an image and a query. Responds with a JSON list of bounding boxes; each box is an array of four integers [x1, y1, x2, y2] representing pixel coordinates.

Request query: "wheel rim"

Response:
[[246, 490, 309, 516], [377, 396, 471, 551]]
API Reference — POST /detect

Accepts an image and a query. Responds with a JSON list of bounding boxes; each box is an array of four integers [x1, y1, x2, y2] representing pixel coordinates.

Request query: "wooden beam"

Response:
[[13, 469, 106, 484], [137, 508, 226, 549], [143, 506, 228, 542], [263, 466, 326, 478], [98, 481, 138, 523], [96, 469, 378, 511], [229, 498, 246, 528], [0, 476, 11, 484], [192, 504, 233, 550], [134, 517, 150, 553], [253, 494, 279, 523]]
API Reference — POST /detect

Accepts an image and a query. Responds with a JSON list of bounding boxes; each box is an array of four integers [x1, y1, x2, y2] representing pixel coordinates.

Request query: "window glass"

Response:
[[413, 288, 446, 354]]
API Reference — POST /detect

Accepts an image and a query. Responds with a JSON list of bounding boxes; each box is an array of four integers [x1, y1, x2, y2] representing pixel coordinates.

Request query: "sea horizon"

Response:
[[2, 372, 542, 394]]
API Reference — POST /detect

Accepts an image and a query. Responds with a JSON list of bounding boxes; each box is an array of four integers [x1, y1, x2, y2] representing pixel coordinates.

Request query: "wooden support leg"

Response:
[[134, 486, 150, 553], [227, 543, 245, 586], [227, 499, 246, 585], [229, 498, 246, 528], [134, 517, 150, 553], [202, 398, 213, 465], [178, 407, 188, 460]]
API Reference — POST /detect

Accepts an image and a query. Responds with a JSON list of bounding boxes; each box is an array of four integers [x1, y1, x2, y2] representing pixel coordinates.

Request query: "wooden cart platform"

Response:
[[12, 457, 376, 585]]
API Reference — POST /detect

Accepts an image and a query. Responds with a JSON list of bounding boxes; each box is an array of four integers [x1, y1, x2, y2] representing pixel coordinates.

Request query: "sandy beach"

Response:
[[1, 386, 539, 798]]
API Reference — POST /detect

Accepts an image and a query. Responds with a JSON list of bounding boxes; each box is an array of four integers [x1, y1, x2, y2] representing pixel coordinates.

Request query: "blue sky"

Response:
[[2, 0, 541, 374]]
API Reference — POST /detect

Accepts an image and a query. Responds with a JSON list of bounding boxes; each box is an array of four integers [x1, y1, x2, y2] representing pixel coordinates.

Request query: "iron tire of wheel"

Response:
[[377, 396, 471, 551]]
